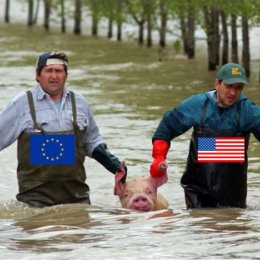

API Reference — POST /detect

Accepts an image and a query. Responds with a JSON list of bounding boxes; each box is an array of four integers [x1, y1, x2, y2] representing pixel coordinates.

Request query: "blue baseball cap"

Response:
[[36, 51, 68, 70]]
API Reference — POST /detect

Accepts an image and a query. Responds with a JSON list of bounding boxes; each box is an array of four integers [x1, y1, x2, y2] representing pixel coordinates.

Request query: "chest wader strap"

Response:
[[69, 91, 83, 151], [236, 102, 250, 149], [198, 97, 243, 135], [193, 97, 249, 147], [27, 90, 79, 134], [69, 91, 77, 126], [26, 90, 45, 132], [197, 98, 210, 134]]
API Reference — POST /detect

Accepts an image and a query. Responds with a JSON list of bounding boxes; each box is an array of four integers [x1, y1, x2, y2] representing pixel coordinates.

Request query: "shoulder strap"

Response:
[[236, 101, 241, 133], [26, 90, 42, 131], [195, 97, 209, 134], [200, 97, 210, 127], [69, 91, 77, 124], [27, 90, 79, 132], [236, 101, 250, 149]]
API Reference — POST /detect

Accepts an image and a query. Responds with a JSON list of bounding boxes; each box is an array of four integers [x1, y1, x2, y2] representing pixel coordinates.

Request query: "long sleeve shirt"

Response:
[[153, 90, 260, 143], [0, 84, 105, 157]]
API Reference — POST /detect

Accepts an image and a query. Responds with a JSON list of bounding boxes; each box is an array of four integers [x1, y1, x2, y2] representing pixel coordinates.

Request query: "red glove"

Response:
[[150, 140, 169, 178]]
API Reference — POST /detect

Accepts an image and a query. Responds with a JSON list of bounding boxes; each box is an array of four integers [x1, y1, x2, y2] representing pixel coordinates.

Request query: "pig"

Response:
[[114, 173, 169, 212]]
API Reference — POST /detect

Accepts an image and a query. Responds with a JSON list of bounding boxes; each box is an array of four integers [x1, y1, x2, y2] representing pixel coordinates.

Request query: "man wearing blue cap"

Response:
[[0, 51, 127, 207], [149, 63, 260, 208]]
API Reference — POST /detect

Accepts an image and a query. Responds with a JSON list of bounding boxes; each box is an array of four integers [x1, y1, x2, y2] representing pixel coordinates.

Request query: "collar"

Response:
[[206, 90, 247, 105], [35, 84, 70, 100]]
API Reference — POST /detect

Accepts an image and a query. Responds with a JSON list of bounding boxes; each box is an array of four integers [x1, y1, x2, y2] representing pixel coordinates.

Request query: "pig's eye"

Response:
[[124, 192, 128, 198], [147, 189, 153, 195]]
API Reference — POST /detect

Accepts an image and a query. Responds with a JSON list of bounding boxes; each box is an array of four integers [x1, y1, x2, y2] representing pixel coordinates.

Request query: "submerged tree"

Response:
[[74, 0, 82, 35], [158, 0, 170, 47], [60, 0, 66, 33], [231, 14, 239, 63], [203, 4, 220, 71], [125, 0, 146, 45], [88, 0, 104, 36], [33, 0, 40, 25], [28, 0, 34, 26], [115, 0, 123, 41], [43, 0, 51, 31], [242, 16, 250, 77], [101, 0, 117, 39], [175, 0, 196, 59], [220, 10, 228, 65], [144, 0, 156, 47], [5, 0, 10, 23]]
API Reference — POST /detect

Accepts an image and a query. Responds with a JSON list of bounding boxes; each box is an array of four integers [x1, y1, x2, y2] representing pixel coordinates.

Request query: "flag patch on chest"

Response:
[[30, 134, 75, 164], [197, 137, 245, 163]]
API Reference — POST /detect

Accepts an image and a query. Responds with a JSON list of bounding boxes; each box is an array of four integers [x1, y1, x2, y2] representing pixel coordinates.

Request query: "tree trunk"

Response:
[[33, 0, 40, 24], [186, 8, 195, 59], [213, 7, 220, 66], [158, 0, 167, 48], [180, 13, 188, 54], [231, 14, 238, 63], [146, 11, 152, 47], [91, 0, 99, 36], [92, 15, 98, 36], [144, 0, 153, 48], [74, 0, 82, 35], [107, 14, 113, 38], [220, 10, 228, 65], [44, 0, 51, 31], [28, 0, 34, 26], [116, 0, 122, 41], [5, 0, 10, 23], [159, 16, 167, 47], [138, 20, 145, 45], [203, 6, 219, 71], [242, 16, 250, 77], [117, 22, 122, 41], [60, 0, 66, 33]]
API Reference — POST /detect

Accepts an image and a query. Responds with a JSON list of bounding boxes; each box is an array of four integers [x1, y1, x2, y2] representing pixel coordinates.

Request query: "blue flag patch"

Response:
[[30, 134, 75, 165]]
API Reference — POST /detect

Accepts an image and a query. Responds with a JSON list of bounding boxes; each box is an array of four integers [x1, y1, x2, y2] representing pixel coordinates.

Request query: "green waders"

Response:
[[16, 91, 90, 207]]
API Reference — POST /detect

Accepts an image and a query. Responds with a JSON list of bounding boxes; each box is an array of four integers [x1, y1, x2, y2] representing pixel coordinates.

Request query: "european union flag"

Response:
[[30, 134, 75, 165]]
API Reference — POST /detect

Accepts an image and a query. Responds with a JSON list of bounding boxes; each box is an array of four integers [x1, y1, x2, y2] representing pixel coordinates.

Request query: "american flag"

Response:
[[197, 137, 245, 163]]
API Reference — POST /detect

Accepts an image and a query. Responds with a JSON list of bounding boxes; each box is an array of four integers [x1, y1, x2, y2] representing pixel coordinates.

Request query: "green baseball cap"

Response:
[[217, 63, 248, 85]]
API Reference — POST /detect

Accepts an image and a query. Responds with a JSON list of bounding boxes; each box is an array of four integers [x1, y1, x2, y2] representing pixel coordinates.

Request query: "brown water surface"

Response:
[[0, 23, 259, 260]]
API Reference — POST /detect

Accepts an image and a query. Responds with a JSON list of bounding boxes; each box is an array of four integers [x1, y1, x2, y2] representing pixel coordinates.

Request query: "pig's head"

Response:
[[114, 174, 168, 212]]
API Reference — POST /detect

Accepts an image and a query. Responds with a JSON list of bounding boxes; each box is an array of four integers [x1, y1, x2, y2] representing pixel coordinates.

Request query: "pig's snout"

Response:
[[131, 195, 154, 212]]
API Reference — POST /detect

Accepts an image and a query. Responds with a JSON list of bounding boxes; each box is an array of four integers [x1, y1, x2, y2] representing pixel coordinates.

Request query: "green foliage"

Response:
[[7, 0, 260, 47], [172, 39, 181, 53]]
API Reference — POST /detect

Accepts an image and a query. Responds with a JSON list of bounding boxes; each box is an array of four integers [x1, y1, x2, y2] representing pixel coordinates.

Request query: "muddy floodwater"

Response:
[[0, 23, 259, 260]]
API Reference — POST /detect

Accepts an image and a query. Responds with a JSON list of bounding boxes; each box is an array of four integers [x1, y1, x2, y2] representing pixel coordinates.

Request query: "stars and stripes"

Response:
[[197, 137, 245, 163]]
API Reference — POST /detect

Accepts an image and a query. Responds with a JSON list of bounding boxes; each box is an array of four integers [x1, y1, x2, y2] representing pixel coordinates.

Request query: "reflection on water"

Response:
[[0, 25, 259, 259]]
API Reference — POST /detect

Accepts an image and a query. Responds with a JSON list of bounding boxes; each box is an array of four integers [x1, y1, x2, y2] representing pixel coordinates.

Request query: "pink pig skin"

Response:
[[114, 174, 169, 212]]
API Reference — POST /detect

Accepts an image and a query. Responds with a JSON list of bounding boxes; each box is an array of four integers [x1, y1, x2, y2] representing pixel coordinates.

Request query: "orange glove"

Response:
[[150, 140, 169, 178]]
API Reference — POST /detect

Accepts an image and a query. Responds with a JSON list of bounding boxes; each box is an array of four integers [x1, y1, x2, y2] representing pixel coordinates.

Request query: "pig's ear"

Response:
[[147, 174, 168, 188], [114, 172, 126, 196]]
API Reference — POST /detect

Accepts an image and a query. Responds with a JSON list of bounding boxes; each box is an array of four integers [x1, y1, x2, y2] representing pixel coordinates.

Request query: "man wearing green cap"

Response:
[[149, 63, 260, 208]]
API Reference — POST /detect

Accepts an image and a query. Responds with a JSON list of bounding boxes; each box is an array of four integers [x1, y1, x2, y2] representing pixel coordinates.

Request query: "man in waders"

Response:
[[0, 51, 127, 207], [149, 63, 260, 208]]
